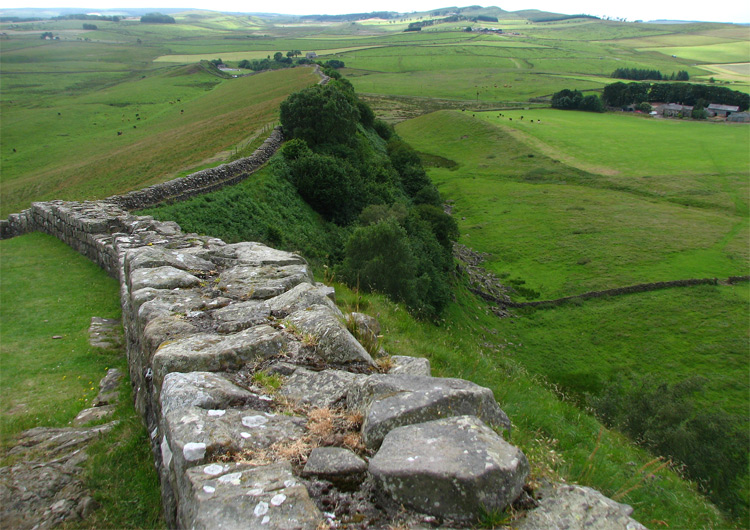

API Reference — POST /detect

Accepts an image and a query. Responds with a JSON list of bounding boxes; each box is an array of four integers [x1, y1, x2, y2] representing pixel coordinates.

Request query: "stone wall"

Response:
[[0, 197, 650, 529], [106, 127, 284, 211], [0, 199, 532, 528], [471, 276, 749, 309]]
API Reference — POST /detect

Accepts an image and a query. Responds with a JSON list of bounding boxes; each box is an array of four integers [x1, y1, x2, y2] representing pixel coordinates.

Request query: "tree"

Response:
[[341, 219, 419, 308], [280, 82, 360, 148], [140, 13, 175, 24], [40, 31, 54, 39], [273, 52, 283, 62], [82, 23, 97, 30]]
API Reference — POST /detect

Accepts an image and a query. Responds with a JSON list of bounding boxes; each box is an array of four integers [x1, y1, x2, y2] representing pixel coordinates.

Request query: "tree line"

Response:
[[602, 81, 749, 110], [612, 68, 689, 81]]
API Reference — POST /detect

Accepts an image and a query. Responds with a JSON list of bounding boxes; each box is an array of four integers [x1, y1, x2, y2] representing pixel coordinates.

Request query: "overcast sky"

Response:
[[4, 1, 750, 24]]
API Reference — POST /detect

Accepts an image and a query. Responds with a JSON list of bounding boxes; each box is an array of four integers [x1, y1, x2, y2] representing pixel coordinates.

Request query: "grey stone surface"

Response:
[[0, 422, 116, 529], [152, 325, 289, 389], [181, 461, 323, 530], [389, 355, 431, 376], [287, 305, 376, 367], [130, 266, 201, 291], [88, 317, 123, 349], [369, 415, 528, 523], [163, 406, 305, 476], [136, 289, 205, 327], [142, 315, 198, 360], [160, 371, 269, 417], [210, 242, 307, 268], [266, 282, 341, 316], [279, 368, 366, 408], [302, 447, 367, 487], [127, 246, 215, 273], [211, 299, 271, 333], [218, 264, 312, 300], [73, 405, 115, 426], [349, 311, 381, 341], [91, 367, 123, 406], [348, 374, 511, 449], [513, 484, 649, 530]]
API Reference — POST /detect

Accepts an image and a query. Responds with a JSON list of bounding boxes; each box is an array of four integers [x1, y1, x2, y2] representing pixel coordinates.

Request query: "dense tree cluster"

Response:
[[140, 13, 176, 24], [611, 68, 689, 81], [602, 81, 749, 110], [82, 23, 97, 30], [236, 51, 312, 72], [278, 81, 456, 317], [551, 89, 604, 112]]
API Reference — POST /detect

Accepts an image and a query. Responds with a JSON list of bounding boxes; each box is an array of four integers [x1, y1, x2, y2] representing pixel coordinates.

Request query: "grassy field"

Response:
[[1, 8, 748, 526], [1, 65, 317, 216], [397, 111, 748, 297], [0, 232, 164, 528]]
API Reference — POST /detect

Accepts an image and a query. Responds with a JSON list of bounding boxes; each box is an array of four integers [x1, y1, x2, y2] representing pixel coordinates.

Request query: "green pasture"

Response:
[[508, 284, 749, 415], [397, 111, 748, 298], [154, 45, 386, 63], [0, 233, 121, 443], [348, 68, 608, 101], [476, 108, 750, 175], [643, 41, 750, 64], [1, 66, 317, 216], [0, 232, 163, 528]]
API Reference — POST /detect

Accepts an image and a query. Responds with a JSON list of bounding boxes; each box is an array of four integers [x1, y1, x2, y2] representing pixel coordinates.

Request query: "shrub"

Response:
[[340, 219, 419, 308]]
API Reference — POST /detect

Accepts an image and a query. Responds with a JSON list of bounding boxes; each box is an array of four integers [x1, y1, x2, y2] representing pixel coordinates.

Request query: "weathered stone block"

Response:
[[161, 372, 270, 417], [218, 264, 312, 300], [279, 368, 366, 408], [302, 447, 367, 488], [286, 305, 376, 367], [126, 246, 215, 273], [130, 266, 201, 291], [152, 325, 289, 390], [181, 461, 323, 530], [369, 415, 528, 522], [389, 355, 431, 376], [265, 282, 340, 317], [209, 242, 306, 268], [163, 407, 305, 477], [348, 374, 511, 449], [211, 299, 271, 333]]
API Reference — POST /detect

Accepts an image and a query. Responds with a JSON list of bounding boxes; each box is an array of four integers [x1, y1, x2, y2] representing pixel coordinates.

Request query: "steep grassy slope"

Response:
[[1, 66, 317, 216]]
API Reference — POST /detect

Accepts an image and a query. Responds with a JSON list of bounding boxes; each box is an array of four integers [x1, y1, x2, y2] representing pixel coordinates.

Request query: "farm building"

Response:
[[306, 52, 318, 59], [707, 104, 740, 117], [728, 112, 750, 123], [659, 103, 693, 117]]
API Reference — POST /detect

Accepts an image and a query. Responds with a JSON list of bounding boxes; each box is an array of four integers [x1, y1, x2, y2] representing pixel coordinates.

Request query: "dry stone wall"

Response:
[[0, 123, 649, 528], [0, 199, 533, 528], [0, 198, 650, 529]]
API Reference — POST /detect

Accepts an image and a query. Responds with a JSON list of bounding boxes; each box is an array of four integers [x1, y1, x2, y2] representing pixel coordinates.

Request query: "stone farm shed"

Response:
[[707, 104, 740, 117], [660, 103, 693, 117], [728, 112, 750, 123]]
